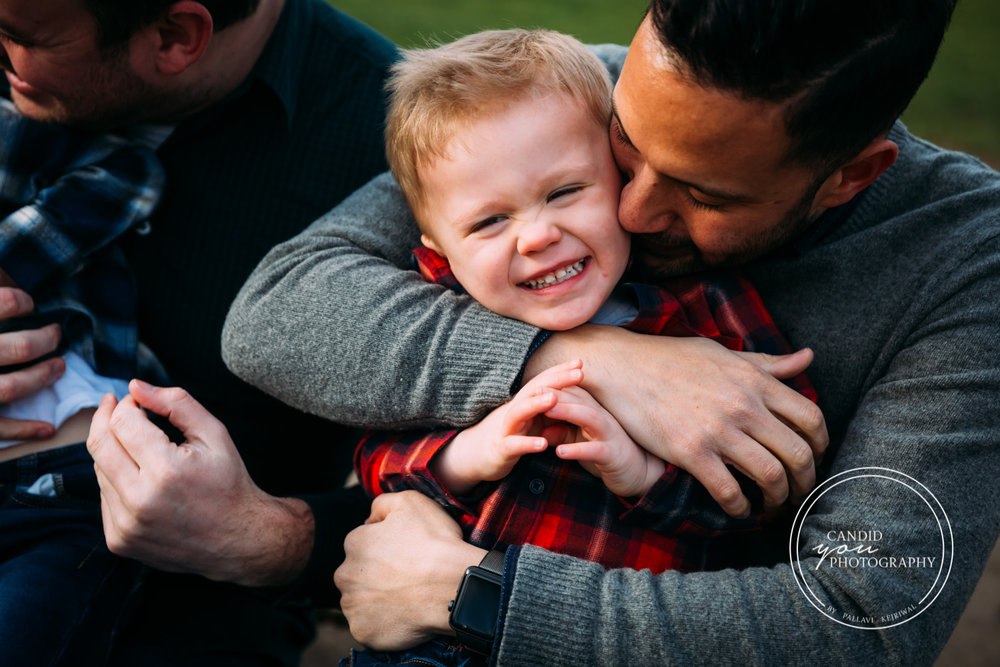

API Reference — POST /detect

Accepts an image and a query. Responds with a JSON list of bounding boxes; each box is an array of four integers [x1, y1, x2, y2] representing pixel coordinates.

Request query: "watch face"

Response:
[[452, 567, 502, 638]]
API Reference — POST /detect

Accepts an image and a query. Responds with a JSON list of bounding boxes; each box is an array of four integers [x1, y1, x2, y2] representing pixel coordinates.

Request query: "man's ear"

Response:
[[419, 233, 444, 255], [813, 137, 899, 210], [150, 1, 214, 75]]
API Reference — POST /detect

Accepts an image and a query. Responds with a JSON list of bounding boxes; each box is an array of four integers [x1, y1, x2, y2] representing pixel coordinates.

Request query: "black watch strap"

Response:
[[478, 548, 505, 575]]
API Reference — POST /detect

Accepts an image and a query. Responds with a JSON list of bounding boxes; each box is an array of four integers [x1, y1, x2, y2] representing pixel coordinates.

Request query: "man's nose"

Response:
[[618, 166, 677, 234], [516, 216, 562, 255]]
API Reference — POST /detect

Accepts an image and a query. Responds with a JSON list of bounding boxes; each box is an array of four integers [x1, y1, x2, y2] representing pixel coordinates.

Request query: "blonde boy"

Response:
[[349, 29, 814, 664]]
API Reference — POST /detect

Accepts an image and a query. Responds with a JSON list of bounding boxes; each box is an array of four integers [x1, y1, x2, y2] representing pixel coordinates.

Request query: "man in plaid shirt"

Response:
[[0, 98, 164, 664]]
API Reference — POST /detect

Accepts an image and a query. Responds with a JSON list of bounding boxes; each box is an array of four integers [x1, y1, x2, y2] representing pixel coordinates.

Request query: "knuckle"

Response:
[[107, 407, 134, 435], [4, 333, 31, 364], [788, 442, 814, 471], [0, 378, 16, 404], [801, 403, 825, 433], [758, 459, 786, 487], [671, 434, 707, 464], [0, 289, 24, 317], [722, 389, 757, 419], [341, 529, 359, 555], [161, 385, 192, 405], [715, 481, 743, 505], [115, 513, 141, 542], [104, 532, 126, 555]]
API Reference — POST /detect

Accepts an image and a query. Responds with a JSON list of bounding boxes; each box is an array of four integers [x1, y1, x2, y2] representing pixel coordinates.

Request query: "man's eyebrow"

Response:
[[610, 99, 754, 204]]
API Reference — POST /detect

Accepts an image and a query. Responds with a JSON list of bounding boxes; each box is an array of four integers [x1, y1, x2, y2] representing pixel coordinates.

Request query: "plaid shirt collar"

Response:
[[0, 101, 165, 381]]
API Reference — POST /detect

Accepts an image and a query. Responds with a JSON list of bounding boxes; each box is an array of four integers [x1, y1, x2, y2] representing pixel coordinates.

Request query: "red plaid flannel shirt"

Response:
[[355, 247, 817, 574]]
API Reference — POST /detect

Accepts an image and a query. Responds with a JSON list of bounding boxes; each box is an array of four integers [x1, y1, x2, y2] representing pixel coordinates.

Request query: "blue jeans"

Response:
[[0, 443, 145, 666], [341, 639, 487, 667]]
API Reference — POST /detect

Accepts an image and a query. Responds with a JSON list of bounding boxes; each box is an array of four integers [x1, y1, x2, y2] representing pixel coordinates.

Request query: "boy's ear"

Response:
[[148, 1, 214, 75], [420, 233, 444, 255], [812, 137, 899, 210]]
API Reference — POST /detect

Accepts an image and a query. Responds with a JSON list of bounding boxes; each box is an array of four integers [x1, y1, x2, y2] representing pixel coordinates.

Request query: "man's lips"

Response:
[[634, 235, 697, 259], [519, 258, 588, 290]]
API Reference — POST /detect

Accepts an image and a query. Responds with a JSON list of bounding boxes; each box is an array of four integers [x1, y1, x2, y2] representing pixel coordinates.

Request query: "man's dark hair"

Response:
[[84, 0, 261, 46], [646, 0, 957, 169]]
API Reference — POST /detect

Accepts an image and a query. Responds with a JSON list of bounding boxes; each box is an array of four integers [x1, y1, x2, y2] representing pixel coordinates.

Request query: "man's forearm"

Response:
[[223, 172, 540, 429], [496, 260, 1000, 664]]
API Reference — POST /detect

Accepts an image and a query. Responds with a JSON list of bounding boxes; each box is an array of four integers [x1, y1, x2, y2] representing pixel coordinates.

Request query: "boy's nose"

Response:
[[516, 217, 562, 255]]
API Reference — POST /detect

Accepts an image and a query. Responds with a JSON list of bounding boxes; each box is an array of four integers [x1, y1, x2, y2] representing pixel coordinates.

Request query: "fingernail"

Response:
[[131, 379, 154, 392]]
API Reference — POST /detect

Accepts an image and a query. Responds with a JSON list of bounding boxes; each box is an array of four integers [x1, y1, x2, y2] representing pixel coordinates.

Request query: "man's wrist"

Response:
[[449, 549, 505, 655], [430, 541, 489, 636], [227, 495, 315, 587], [523, 324, 624, 387]]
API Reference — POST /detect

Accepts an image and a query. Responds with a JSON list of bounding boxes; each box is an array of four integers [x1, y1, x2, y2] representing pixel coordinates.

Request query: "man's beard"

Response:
[[18, 43, 218, 131], [631, 181, 823, 280]]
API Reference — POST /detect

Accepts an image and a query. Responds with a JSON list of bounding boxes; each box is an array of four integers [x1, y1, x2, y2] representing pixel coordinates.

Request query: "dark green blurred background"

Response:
[[332, 0, 999, 167]]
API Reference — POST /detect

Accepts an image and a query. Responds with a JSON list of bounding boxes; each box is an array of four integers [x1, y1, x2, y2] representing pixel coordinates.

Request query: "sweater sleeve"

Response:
[[222, 172, 541, 429], [494, 233, 1000, 665]]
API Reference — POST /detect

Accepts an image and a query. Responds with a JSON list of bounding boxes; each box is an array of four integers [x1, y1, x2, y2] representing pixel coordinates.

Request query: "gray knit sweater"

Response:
[[223, 56, 1000, 666]]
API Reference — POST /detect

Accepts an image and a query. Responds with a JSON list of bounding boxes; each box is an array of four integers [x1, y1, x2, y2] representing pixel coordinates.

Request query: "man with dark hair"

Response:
[[82, 0, 262, 46], [222, 0, 999, 663], [0, 0, 396, 663]]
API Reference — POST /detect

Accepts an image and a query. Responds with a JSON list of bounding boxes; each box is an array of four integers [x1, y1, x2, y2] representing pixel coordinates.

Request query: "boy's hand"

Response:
[[525, 327, 826, 516], [432, 360, 584, 494], [547, 386, 665, 498]]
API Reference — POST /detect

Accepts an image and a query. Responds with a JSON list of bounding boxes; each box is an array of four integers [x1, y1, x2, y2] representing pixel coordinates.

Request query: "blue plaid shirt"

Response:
[[0, 101, 166, 381]]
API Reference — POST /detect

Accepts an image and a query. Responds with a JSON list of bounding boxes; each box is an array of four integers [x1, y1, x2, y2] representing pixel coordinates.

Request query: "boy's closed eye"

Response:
[[469, 214, 509, 234], [547, 185, 585, 203]]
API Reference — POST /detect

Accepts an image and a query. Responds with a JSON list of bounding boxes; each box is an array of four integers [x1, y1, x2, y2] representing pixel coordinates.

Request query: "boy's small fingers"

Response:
[[504, 390, 556, 429], [555, 440, 604, 462], [523, 361, 584, 395], [502, 436, 547, 458]]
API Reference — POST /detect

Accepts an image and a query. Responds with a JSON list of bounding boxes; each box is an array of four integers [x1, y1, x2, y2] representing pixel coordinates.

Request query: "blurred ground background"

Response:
[[304, 2, 1000, 664]]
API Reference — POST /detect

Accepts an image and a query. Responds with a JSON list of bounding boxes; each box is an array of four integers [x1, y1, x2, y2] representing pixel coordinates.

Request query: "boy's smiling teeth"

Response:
[[521, 259, 587, 290]]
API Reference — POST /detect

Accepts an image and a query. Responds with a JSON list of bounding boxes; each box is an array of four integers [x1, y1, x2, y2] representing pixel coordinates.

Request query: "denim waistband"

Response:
[[0, 442, 90, 487]]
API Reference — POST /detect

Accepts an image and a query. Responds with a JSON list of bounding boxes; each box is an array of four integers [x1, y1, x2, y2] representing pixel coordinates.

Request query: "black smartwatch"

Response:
[[448, 549, 505, 656]]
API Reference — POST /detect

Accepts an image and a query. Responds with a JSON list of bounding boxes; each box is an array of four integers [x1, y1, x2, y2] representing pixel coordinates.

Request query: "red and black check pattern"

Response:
[[356, 248, 816, 574]]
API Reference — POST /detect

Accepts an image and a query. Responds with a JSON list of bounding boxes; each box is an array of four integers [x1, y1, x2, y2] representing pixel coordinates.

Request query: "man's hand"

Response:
[[526, 326, 828, 517], [0, 287, 65, 441], [87, 380, 315, 587], [335, 491, 485, 650]]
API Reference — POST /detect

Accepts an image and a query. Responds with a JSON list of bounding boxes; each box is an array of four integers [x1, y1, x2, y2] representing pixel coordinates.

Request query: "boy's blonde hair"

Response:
[[385, 29, 613, 218]]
